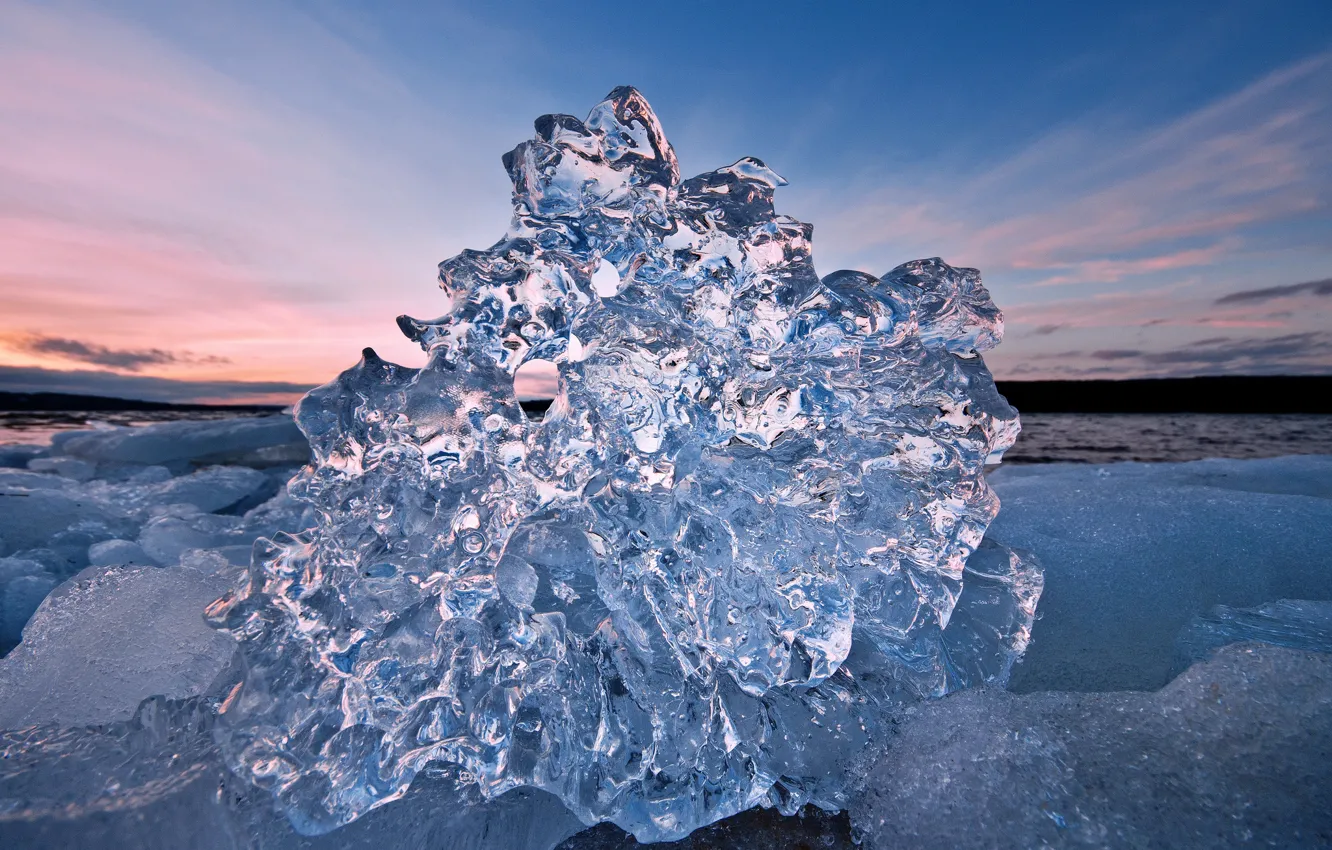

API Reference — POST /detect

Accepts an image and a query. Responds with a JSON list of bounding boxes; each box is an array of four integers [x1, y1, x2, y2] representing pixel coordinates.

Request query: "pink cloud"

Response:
[[514, 360, 560, 399], [808, 50, 1331, 303], [1022, 239, 1240, 287], [0, 2, 525, 391], [1193, 319, 1289, 329]]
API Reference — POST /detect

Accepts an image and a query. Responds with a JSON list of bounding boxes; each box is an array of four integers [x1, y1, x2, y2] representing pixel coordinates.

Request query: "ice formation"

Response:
[[0, 556, 237, 729], [206, 87, 1040, 841], [1174, 598, 1332, 672]]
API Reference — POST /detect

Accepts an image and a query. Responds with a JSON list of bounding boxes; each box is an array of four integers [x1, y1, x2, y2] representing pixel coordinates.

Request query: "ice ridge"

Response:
[[207, 86, 1041, 842]]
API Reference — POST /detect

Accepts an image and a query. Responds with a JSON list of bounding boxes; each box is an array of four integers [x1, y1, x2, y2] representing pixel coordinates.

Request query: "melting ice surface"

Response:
[[208, 87, 1042, 842]]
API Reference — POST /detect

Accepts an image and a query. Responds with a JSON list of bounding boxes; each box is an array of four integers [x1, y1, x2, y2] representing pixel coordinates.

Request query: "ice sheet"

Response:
[[0, 455, 1329, 849], [988, 456, 1332, 692]]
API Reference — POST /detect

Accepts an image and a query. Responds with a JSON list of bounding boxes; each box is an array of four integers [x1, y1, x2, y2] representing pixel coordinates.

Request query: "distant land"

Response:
[[996, 376, 1332, 414], [0, 391, 284, 413], [1, 376, 1329, 417]]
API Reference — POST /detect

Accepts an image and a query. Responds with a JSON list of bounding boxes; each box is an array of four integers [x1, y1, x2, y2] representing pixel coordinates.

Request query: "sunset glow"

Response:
[[2, 1, 1328, 403]]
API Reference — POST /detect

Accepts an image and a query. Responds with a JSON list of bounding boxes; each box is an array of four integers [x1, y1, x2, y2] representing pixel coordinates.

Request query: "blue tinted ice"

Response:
[[207, 87, 1042, 842]]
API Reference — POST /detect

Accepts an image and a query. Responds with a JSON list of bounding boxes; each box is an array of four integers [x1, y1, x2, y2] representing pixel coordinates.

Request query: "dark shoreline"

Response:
[[996, 376, 1332, 414], [0, 391, 285, 414], [3, 375, 1331, 418]]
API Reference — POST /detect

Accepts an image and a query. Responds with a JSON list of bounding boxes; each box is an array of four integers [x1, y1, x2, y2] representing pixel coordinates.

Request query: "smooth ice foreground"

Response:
[[201, 86, 1039, 841], [848, 643, 1332, 849], [988, 455, 1332, 692]]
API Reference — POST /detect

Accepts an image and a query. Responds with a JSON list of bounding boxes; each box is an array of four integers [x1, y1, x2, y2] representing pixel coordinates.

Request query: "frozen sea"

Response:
[[2, 411, 1330, 849], [0, 409, 287, 447], [6, 409, 1332, 463]]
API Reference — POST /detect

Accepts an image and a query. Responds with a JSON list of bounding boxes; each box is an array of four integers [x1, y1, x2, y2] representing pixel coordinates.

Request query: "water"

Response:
[[1004, 413, 1332, 464], [6, 411, 1330, 465]]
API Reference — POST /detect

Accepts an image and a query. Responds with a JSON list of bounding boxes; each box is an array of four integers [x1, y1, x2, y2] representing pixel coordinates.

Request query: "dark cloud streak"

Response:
[[1215, 278, 1332, 305], [1029, 324, 1067, 336], [14, 335, 230, 371], [1039, 333, 1332, 378], [1091, 350, 1142, 360], [1140, 333, 1332, 368]]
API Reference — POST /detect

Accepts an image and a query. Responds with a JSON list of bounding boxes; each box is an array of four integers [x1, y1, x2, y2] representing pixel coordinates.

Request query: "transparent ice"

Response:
[[207, 87, 1041, 842]]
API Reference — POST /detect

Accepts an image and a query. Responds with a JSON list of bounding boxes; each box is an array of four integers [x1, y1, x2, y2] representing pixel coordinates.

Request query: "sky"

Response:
[[1, 0, 1330, 403]]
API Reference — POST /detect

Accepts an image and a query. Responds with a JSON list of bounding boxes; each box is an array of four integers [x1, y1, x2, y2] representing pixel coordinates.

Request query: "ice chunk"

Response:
[[0, 689, 586, 850], [0, 487, 133, 556], [128, 465, 272, 513], [87, 538, 157, 567], [0, 557, 237, 729], [1, 573, 58, 649], [210, 87, 1038, 841], [0, 468, 80, 492], [1, 557, 60, 654], [58, 415, 305, 469], [0, 556, 49, 585], [849, 643, 1332, 849], [238, 488, 315, 536], [47, 428, 100, 453], [137, 510, 247, 566], [1174, 599, 1332, 673], [124, 464, 174, 484], [988, 456, 1332, 692], [26, 456, 96, 481], [0, 431, 304, 650], [0, 444, 45, 469]]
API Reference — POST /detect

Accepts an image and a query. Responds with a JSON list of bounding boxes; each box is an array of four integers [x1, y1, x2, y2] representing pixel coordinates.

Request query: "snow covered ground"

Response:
[[1, 416, 1329, 848]]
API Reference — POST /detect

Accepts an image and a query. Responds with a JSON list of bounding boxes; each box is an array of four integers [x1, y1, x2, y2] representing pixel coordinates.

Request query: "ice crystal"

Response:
[[208, 87, 1042, 842]]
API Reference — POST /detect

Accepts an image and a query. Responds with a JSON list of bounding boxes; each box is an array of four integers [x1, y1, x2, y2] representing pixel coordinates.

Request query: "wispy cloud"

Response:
[[9, 335, 229, 372], [0, 0, 528, 385], [1090, 350, 1141, 361], [1023, 240, 1239, 288], [1008, 332, 1332, 381], [1136, 333, 1332, 371], [1215, 277, 1332, 305], [1029, 324, 1067, 336], [804, 50, 1332, 355]]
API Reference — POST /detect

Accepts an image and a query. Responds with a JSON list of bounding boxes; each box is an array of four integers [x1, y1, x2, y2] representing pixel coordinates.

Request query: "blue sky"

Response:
[[1, 0, 1329, 401]]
